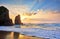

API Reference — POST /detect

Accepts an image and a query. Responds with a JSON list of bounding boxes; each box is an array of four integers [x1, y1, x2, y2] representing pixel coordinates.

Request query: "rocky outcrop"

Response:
[[0, 6, 13, 26], [15, 15, 23, 25]]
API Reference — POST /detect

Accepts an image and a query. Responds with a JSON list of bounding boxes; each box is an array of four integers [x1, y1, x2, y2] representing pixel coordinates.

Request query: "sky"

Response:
[[0, 0, 60, 11], [0, 0, 60, 23]]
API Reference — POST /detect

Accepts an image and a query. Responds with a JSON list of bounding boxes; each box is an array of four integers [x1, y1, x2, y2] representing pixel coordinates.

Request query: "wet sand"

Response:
[[0, 31, 13, 39], [19, 34, 45, 39], [0, 31, 45, 39]]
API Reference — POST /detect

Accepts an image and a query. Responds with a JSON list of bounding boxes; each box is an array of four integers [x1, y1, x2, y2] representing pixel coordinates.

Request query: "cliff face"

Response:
[[15, 15, 23, 25], [0, 6, 13, 26]]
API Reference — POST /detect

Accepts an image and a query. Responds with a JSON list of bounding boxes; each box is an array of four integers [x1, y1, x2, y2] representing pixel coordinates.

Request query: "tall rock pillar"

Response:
[[0, 6, 13, 26], [15, 15, 23, 25]]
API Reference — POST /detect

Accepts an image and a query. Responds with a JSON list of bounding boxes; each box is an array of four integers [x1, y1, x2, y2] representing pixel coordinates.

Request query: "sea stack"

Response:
[[0, 6, 13, 26], [15, 15, 23, 25]]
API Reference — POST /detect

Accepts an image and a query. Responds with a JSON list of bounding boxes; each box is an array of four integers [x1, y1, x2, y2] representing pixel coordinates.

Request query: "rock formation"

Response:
[[0, 6, 13, 26], [15, 15, 23, 25]]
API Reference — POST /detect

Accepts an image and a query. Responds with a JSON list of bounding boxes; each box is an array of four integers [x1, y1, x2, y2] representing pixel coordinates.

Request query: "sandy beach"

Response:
[[0, 31, 45, 39]]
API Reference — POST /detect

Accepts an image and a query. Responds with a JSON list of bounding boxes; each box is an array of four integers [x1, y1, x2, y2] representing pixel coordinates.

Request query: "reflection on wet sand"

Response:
[[19, 34, 45, 39], [0, 31, 13, 39], [0, 31, 45, 39]]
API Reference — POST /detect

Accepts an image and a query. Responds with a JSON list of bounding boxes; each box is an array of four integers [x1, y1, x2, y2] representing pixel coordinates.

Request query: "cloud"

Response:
[[0, 4, 60, 23], [23, 10, 60, 23], [0, 4, 32, 23]]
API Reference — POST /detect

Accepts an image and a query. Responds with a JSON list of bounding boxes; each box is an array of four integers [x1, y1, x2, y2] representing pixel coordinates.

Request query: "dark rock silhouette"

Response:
[[0, 6, 13, 26], [15, 15, 23, 25]]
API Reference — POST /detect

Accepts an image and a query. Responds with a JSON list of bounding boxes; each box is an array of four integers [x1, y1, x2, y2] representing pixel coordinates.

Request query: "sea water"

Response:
[[20, 23, 60, 39], [0, 23, 60, 39]]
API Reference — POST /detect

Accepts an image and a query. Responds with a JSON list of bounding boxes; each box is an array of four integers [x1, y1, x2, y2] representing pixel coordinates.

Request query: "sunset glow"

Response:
[[0, 0, 60, 23]]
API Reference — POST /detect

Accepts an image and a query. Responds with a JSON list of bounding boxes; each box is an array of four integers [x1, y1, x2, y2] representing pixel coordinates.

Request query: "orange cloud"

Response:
[[0, 4, 60, 23], [22, 10, 60, 23]]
